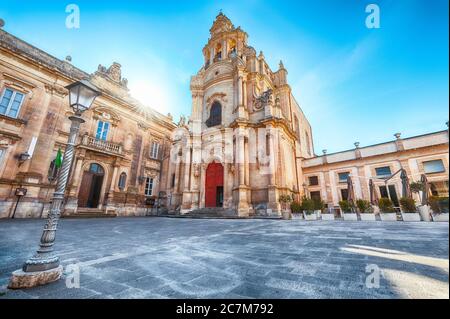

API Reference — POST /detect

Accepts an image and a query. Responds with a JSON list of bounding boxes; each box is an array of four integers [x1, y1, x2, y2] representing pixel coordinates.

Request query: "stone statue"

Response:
[[178, 115, 186, 127]]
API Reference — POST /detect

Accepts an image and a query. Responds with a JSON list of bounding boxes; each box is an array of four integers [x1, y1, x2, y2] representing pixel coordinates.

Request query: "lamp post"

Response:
[[9, 80, 100, 289]]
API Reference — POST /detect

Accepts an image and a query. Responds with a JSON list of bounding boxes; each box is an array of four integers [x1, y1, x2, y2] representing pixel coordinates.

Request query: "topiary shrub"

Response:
[[301, 197, 315, 215], [339, 200, 354, 213], [378, 197, 395, 213], [290, 201, 302, 214], [356, 199, 372, 213], [400, 197, 416, 213], [429, 196, 449, 214], [313, 198, 326, 212]]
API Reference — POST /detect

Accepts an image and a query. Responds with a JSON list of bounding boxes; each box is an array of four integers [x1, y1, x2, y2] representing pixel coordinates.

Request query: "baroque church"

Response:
[[167, 13, 314, 217]]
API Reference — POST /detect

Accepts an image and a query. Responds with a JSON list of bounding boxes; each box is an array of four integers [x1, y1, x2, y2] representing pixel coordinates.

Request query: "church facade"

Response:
[[167, 13, 314, 216]]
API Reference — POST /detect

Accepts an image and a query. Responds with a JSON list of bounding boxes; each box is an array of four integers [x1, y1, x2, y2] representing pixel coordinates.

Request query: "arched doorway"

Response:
[[205, 162, 224, 208], [78, 163, 104, 208]]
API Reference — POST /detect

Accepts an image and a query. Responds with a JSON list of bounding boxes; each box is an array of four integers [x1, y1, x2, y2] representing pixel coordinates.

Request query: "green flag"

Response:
[[55, 148, 63, 168]]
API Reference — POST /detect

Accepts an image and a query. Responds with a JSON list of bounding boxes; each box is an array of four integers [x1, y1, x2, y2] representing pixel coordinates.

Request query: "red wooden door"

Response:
[[205, 162, 224, 208], [78, 172, 94, 208]]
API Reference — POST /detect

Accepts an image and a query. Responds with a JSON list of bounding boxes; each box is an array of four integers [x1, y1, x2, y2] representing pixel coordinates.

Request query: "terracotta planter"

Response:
[[303, 212, 318, 221], [321, 214, 335, 221], [343, 213, 358, 221], [380, 213, 397, 221], [418, 205, 431, 222], [401, 212, 421, 222], [432, 213, 449, 222], [360, 213, 376, 221]]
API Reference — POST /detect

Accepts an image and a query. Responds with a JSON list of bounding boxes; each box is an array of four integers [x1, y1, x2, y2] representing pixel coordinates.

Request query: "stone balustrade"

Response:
[[81, 134, 122, 155]]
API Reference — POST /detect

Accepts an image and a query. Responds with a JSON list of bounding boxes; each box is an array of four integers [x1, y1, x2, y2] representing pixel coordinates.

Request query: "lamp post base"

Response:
[[23, 255, 60, 272], [8, 265, 63, 289]]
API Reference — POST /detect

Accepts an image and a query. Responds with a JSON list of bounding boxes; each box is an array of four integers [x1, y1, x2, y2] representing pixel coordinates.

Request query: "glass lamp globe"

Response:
[[65, 80, 101, 115]]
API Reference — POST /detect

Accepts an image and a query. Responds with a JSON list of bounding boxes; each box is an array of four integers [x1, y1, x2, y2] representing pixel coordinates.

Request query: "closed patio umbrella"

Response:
[[347, 176, 356, 211], [400, 169, 411, 198], [369, 179, 379, 205], [421, 174, 430, 205]]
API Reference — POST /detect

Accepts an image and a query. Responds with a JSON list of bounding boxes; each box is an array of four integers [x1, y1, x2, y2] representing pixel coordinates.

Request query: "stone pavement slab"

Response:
[[0, 218, 448, 299]]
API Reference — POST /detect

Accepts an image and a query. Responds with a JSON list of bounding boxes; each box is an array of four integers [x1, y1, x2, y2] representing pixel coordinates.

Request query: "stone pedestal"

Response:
[[8, 265, 63, 289], [234, 186, 250, 217]]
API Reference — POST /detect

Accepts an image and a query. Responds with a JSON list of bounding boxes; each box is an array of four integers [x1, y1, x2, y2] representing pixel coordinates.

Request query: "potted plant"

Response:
[[378, 198, 397, 221], [321, 204, 335, 221], [279, 194, 292, 220], [429, 196, 449, 222], [410, 181, 431, 221], [301, 198, 317, 221], [290, 201, 303, 220], [399, 197, 420, 222], [356, 199, 376, 221], [313, 198, 325, 219], [339, 200, 357, 221]]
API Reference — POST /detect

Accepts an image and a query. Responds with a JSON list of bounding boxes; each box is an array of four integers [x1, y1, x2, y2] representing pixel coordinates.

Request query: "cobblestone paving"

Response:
[[0, 218, 448, 299]]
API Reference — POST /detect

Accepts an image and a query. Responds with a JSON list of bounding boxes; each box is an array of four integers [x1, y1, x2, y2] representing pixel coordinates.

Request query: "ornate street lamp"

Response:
[[9, 80, 100, 289]]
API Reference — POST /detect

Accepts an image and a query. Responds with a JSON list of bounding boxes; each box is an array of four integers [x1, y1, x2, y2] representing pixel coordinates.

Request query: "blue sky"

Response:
[[1, 0, 448, 153]]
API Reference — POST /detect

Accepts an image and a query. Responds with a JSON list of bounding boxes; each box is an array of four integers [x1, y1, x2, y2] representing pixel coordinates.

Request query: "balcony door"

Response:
[[78, 163, 104, 208]]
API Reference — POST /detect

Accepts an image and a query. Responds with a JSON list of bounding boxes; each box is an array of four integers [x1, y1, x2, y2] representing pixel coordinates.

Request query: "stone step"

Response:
[[184, 207, 237, 218], [62, 209, 117, 219]]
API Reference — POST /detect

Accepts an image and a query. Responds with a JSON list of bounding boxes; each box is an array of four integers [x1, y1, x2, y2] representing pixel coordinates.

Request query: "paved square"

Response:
[[0, 218, 448, 299]]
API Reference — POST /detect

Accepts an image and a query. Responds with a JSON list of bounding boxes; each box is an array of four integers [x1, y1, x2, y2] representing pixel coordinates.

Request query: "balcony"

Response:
[[80, 134, 123, 155]]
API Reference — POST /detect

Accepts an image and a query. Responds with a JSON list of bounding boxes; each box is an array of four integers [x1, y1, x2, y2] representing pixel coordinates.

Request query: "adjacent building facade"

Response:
[[0, 28, 175, 218], [0, 14, 448, 219], [302, 131, 449, 211]]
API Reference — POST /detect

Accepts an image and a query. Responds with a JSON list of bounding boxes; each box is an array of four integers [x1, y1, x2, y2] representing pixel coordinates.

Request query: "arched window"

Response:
[[206, 101, 222, 127], [118, 172, 127, 191], [90, 163, 104, 174], [294, 116, 300, 141], [228, 39, 237, 57], [305, 132, 311, 156], [215, 43, 222, 61]]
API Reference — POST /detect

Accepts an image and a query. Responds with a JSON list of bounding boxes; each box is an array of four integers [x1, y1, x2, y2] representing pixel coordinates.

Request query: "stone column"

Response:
[[106, 164, 119, 211], [199, 163, 206, 208], [69, 156, 84, 196], [237, 76, 243, 106], [234, 129, 250, 216], [267, 127, 280, 215], [181, 146, 193, 213], [223, 40, 227, 59], [243, 80, 247, 107], [238, 132, 245, 186], [244, 137, 250, 186], [109, 165, 119, 194]]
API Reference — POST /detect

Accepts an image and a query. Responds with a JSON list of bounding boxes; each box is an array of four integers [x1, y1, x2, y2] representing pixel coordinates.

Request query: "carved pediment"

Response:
[[92, 106, 121, 125], [206, 93, 227, 105], [95, 62, 128, 89]]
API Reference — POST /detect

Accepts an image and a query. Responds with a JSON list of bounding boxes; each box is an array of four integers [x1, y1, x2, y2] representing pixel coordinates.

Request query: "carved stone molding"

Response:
[[206, 92, 227, 105], [44, 84, 67, 98]]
